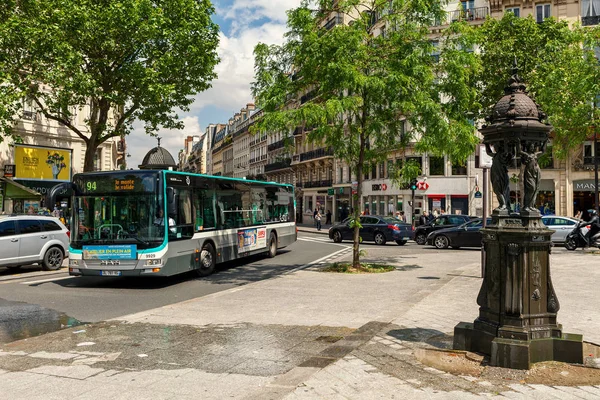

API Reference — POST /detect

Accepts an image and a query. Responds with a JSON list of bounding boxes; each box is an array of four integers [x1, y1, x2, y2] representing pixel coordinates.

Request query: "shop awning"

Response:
[[0, 177, 41, 198]]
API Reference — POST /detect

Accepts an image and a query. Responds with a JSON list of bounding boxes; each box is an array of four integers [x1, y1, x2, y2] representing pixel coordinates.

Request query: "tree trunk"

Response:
[[352, 132, 366, 269], [83, 138, 96, 172]]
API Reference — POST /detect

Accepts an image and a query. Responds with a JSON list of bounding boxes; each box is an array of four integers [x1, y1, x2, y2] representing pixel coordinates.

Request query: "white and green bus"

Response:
[[59, 170, 296, 277]]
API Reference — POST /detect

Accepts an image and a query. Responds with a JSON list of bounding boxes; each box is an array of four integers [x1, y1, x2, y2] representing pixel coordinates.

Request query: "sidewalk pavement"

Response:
[[297, 223, 331, 235], [1, 246, 600, 399]]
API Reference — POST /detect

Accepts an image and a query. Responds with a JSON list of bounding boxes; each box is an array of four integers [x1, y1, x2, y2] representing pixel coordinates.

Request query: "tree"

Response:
[[252, 0, 479, 268], [462, 13, 600, 158], [0, 0, 219, 171]]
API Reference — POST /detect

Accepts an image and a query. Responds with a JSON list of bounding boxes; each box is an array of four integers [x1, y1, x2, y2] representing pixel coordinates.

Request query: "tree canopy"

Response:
[[252, 0, 480, 267], [0, 0, 220, 170], [459, 12, 600, 158]]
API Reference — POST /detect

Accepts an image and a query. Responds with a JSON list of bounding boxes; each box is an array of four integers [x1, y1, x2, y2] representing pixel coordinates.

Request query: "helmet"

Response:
[[589, 209, 598, 216]]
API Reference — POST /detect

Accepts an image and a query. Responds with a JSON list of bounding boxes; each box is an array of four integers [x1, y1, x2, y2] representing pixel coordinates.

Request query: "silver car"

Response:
[[541, 216, 588, 243], [0, 215, 70, 270]]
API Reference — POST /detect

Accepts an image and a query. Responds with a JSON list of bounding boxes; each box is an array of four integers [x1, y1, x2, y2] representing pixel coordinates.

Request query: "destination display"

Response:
[[74, 172, 158, 194], [82, 245, 137, 260]]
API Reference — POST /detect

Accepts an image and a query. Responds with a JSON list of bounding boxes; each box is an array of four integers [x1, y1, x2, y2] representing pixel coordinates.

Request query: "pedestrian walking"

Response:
[[419, 211, 429, 226], [315, 209, 322, 231], [325, 210, 332, 225], [399, 211, 406, 222]]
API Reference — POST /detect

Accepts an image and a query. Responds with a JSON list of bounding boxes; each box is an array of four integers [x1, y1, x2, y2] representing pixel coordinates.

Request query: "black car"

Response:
[[413, 214, 474, 245], [328, 215, 414, 245], [426, 218, 492, 249]]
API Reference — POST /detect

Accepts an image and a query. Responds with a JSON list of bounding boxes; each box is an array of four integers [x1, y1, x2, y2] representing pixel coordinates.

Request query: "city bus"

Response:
[[50, 170, 296, 277]]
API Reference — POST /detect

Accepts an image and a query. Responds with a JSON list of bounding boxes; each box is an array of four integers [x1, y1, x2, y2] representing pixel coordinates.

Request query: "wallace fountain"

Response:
[[453, 65, 584, 370]]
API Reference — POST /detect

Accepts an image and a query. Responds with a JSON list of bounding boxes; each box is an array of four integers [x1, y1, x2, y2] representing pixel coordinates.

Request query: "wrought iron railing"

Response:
[[299, 147, 334, 162], [582, 15, 600, 26], [265, 158, 292, 172]]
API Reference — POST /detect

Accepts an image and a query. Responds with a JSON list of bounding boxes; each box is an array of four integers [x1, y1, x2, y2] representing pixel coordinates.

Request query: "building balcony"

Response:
[[584, 156, 600, 165], [249, 154, 268, 164], [268, 138, 289, 151], [293, 126, 303, 136], [302, 179, 333, 188], [265, 158, 292, 173], [299, 147, 334, 162], [433, 7, 488, 27], [582, 15, 600, 26]]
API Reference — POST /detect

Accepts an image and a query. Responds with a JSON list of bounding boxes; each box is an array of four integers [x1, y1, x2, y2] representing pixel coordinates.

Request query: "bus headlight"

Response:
[[69, 259, 79, 266], [144, 259, 163, 267]]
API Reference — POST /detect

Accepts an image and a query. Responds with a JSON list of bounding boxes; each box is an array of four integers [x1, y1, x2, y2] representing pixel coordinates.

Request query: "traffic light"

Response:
[[410, 179, 418, 191]]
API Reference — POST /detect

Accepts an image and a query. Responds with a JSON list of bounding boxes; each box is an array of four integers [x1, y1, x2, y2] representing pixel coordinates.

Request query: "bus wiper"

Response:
[[129, 235, 150, 247]]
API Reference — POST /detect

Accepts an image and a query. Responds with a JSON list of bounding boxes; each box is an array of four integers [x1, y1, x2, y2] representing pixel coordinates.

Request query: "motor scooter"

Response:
[[564, 221, 600, 250]]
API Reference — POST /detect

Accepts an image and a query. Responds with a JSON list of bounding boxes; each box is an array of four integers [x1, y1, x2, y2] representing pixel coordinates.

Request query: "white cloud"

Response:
[[125, 0, 301, 169]]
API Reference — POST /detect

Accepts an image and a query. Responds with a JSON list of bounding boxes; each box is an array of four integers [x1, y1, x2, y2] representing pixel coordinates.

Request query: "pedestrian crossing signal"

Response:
[[410, 179, 418, 191]]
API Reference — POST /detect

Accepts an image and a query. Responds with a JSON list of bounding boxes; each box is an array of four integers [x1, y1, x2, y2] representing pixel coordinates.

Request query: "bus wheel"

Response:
[[267, 232, 277, 258], [197, 243, 216, 277]]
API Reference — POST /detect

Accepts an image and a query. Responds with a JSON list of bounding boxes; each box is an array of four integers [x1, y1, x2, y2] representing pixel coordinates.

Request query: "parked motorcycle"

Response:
[[564, 221, 600, 250]]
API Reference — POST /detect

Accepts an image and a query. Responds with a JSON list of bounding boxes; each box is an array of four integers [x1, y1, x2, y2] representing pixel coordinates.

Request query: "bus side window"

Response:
[[175, 188, 193, 239], [193, 188, 215, 231]]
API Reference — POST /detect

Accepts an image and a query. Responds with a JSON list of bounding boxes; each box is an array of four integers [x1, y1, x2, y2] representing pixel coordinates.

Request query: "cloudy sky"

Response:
[[126, 0, 301, 168]]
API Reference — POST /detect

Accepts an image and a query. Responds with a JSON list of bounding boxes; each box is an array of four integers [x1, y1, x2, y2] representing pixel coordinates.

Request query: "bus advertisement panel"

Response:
[[237, 227, 267, 252]]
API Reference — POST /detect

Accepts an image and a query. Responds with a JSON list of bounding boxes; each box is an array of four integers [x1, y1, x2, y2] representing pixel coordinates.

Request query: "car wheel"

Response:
[[267, 232, 278, 258], [415, 233, 427, 245], [395, 240, 407, 246], [564, 238, 577, 251], [42, 247, 64, 271], [434, 235, 449, 249], [374, 232, 386, 245], [332, 230, 343, 243], [196, 242, 216, 277]]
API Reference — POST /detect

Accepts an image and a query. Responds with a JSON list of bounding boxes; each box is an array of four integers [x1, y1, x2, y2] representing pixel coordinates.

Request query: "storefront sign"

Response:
[[327, 188, 334, 196], [14, 144, 72, 182], [83, 245, 137, 260], [3, 164, 15, 178], [574, 180, 597, 191], [351, 181, 358, 195], [372, 184, 387, 191], [237, 227, 267, 252]]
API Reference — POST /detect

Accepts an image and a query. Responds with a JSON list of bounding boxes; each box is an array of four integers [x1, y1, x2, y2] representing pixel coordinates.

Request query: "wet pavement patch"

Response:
[[0, 298, 83, 343]]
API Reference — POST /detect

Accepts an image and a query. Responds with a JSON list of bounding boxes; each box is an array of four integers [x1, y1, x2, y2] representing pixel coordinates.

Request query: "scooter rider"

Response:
[[583, 209, 600, 248]]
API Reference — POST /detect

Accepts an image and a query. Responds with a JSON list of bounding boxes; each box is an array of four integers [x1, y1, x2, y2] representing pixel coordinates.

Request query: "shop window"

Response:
[[451, 160, 467, 175], [429, 156, 445, 176]]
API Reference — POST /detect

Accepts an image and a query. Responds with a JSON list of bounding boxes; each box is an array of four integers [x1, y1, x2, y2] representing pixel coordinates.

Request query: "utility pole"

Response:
[[410, 178, 418, 227]]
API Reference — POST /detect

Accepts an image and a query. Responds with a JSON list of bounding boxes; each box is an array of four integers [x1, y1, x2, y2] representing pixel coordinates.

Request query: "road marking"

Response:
[[19, 275, 72, 285], [297, 237, 349, 247], [289, 247, 352, 273]]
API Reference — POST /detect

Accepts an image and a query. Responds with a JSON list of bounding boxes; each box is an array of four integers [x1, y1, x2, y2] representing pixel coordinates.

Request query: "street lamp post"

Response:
[[453, 63, 583, 369]]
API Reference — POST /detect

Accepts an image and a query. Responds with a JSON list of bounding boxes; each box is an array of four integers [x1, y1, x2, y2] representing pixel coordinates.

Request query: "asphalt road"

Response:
[[0, 233, 350, 342]]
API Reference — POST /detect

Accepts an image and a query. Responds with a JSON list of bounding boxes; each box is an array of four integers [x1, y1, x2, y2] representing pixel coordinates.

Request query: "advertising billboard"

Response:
[[237, 227, 267, 252], [14, 144, 72, 182]]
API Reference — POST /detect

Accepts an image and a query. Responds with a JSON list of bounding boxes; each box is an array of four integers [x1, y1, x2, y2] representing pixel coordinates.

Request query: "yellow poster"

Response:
[[14, 145, 72, 181]]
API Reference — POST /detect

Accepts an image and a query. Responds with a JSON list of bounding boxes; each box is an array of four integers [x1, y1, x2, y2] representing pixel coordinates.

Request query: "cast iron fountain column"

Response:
[[453, 65, 584, 370]]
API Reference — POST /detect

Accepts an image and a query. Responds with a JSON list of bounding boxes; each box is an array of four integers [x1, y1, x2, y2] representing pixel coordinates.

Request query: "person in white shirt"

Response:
[[154, 209, 176, 234]]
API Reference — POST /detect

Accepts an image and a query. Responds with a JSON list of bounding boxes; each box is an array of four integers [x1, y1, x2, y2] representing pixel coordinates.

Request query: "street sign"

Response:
[[417, 181, 429, 190], [327, 188, 334, 196], [3, 164, 15, 178], [474, 191, 482, 198]]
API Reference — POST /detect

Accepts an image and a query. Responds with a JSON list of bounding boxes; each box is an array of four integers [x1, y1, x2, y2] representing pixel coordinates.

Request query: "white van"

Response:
[[0, 215, 70, 271]]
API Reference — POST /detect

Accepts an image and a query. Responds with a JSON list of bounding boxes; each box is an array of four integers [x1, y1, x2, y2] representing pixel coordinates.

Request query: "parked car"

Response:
[[0, 215, 70, 270], [426, 218, 492, 249], [414, 214, 474, 245], [541, 215, 589, 243], [329, 215, 414, 245]]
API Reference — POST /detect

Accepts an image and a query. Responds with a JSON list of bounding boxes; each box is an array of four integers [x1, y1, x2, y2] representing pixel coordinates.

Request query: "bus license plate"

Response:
[[102, 271, 122, 277]]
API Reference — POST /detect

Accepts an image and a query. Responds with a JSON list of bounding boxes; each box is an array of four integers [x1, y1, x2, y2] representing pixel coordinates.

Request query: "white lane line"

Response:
[[289, 247, 352, 273], [19, 275, 72, 285], [297, 237, 349, 247]]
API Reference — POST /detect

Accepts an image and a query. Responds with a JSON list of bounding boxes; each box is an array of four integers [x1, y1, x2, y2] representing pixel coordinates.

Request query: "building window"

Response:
[[406, 156, 422, 173], [506, 7, 520, 17], [378, 163, 384, 179], [371, 165, 377, 180], [539, 145, 554, 169], [387, 159, 394, 178], [94, 149, 102, 171], [536, 4, 551, 23], [431, 41, 440, 63], [582, 0, 600, 26], [22, 98, 38, 121], [429, 156, 445, 176], [451, 160, 467, 176]]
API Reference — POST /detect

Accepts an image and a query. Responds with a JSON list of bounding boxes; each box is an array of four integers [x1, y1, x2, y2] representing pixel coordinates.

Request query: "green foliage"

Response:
[[460, 13, 600, 158], [0, 0, 219, 170], [252, 0, 480, 267]]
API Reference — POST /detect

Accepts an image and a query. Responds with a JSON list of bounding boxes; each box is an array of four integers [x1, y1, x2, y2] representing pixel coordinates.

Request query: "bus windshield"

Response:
[[71, 171, 163, 250]]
